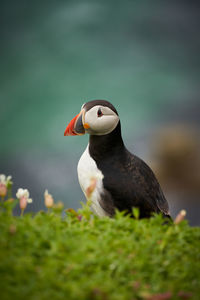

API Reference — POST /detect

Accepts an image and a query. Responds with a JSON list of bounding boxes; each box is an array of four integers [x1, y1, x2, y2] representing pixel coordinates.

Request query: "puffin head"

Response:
[[64, 100, 119, 136]]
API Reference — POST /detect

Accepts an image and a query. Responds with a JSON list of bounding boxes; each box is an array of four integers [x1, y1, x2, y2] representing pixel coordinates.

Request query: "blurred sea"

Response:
[[1, 1, 200, 224]]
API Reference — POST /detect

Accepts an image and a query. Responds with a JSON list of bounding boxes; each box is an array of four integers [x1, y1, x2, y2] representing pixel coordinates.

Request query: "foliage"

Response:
[[0, 201, 200, 300]]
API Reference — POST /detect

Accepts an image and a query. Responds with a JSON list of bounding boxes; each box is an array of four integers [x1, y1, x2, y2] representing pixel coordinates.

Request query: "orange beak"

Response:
[[64, 110, 86, 136], [64, 113, 80, 136]]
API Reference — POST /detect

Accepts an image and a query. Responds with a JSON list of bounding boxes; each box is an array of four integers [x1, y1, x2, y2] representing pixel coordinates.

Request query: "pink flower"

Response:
[[16, 188, 32, 213], [0, 174, 12, 197], [19, 196, 28, 210], [44, 190, 54, 208], [0, 183, 7, 197]]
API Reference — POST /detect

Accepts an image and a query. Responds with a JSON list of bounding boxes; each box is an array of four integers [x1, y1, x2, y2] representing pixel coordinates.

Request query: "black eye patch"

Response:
[[97, 108, 103, 117]]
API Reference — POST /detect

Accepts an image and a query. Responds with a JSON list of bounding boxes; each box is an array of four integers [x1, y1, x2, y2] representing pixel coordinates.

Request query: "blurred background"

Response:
[[1, 0, 200, 225]]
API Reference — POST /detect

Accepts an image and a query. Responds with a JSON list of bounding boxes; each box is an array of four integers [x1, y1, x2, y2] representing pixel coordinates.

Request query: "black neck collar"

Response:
[[88, 121, 125, 161]]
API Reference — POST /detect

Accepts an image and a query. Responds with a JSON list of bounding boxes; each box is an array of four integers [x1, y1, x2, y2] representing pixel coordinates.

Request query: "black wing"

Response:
[[98, 149, 170, 218], [129, 152, 169, 215]]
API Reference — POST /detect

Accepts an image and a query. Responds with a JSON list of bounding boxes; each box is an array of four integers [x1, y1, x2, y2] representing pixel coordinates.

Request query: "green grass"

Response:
[[0, 201, 200, 300]]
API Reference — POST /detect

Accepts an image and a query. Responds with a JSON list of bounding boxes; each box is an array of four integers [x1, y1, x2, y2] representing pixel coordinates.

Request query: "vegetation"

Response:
[[0, 198, 200, 300]]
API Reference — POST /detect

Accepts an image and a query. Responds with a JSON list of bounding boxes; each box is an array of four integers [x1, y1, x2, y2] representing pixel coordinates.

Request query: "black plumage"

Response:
[[85, 101, 170, 218], [65, 99, 170, 219]]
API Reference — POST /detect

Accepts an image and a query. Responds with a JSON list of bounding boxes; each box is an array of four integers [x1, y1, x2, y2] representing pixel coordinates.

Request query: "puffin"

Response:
[[64, 100, 170, 219]]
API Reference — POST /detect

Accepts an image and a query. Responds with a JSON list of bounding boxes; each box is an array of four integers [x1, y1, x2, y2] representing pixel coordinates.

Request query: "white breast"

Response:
[[77, 145, 107, 217]]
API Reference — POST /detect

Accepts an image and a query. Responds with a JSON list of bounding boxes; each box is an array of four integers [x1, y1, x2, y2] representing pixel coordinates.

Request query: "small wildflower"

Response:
[[86, 177, 97, 198], [54, 201, 64, 210], [86, 173, 104, 199], [0, 183, 7, 197], [0, 174, 12, 186], [16, 188, 32, 214], [0, 174, 6, 184], [174, 210, 186, 224], [44, 189, 54, 208], [52, 201, 64, 213], [0, 174, 12, 197]]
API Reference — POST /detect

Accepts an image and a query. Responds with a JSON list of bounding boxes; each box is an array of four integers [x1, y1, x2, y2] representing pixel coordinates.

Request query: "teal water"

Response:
[[1, 1, 200, 217]]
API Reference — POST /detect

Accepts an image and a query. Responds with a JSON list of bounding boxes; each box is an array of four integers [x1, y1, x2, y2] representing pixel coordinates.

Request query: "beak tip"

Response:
[[64, 111, 85, 137]]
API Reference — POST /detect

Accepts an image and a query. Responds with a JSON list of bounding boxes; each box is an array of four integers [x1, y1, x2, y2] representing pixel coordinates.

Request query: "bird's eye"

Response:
[[97, 108, 103, 117]]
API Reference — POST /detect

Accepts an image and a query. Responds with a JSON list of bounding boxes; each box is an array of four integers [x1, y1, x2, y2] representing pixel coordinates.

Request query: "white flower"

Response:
[[16, 188, 32, 203], [16, 188, 32, 213], [44, 189, 49, 197], [7, 175, 12, 183], [0, 174, 6, 184], [0, 174, 12, 197], [0, 174, 12, 186], [16, 188, 28, 199]]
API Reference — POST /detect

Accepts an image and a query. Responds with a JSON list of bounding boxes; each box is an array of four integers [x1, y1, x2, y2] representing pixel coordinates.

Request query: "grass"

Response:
[[0, 200, 200, 300]]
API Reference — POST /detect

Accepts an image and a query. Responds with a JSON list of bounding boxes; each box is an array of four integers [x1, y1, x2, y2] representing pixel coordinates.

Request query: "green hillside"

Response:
[[0, 200, 199, 300]]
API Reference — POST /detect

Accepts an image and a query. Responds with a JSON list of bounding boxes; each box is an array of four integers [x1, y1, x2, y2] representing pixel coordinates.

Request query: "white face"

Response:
[[84, 105, 119, 135]]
